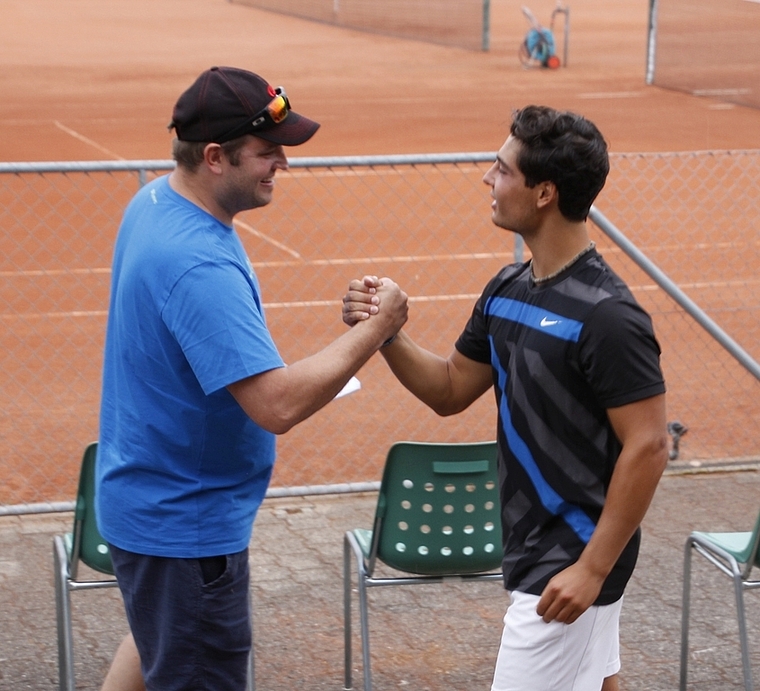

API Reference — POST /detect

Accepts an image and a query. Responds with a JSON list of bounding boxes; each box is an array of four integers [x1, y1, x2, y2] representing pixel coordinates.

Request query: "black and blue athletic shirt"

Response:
[[455, 249, 665, 605]]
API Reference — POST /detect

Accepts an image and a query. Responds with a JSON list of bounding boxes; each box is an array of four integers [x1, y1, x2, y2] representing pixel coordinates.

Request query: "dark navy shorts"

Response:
[[109, 544, 251, 691]]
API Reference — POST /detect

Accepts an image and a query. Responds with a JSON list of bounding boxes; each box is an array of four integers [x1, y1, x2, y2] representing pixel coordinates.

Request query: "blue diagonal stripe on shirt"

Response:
[[485, 296, 583, 342], [489, 335, 596, 544]]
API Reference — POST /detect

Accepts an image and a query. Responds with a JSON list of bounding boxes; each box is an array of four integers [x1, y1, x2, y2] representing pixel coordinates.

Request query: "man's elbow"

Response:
[[430, 399, 471, 417], [254, 406, 299, 435], [647, 431, 670, 475], [228, 379, 300, 435]]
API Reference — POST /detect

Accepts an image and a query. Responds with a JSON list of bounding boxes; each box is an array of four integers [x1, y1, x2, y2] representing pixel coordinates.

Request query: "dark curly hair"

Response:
[[510, 105, 609, 222]]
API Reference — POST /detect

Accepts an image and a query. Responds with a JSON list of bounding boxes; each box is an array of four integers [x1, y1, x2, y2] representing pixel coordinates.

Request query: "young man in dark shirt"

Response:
[[343, 105, 668, 691]]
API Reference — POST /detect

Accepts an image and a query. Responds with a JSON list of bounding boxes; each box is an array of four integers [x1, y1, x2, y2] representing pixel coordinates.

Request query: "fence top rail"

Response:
[[0, 152, 500, 175], [2, 149, 760, 175], [289, 152, 498, 167], [0, 160, 176, 174]]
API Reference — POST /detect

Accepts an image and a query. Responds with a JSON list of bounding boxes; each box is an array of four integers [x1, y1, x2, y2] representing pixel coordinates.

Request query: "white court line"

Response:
[[2, 310, 109, 320], [259, 251, 513, 269], [3, 235, 759, 278], [264, 294, 483, 309], [2, 240, 758, 277], [8, 236, 759, 278], [0, 295, 509, 319], [0, 267, 111, 278], [0, 252, 512, 278], [578, 92, 643, 99], [5, 278, 760, 320], [692, 88, 751, 97], [53, 121, 125, 160], [233, 219, 302, 259]]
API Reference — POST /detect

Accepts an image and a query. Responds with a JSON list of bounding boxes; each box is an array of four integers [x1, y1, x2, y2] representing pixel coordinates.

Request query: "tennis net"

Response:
[[230, 0, 490, 51], [647, 0, 760, 109]]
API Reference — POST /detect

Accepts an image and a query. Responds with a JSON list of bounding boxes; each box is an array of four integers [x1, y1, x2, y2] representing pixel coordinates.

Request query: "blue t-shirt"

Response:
[[97, 175, 285, 558]]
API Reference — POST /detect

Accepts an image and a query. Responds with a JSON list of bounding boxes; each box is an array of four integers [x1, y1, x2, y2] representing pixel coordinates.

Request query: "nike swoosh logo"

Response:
[[540, 317, 560, 327]]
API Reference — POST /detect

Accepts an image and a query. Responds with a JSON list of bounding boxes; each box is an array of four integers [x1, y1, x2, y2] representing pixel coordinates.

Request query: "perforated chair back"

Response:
[[69, 442, 113, 576], [369, 440, 502, 576], [344, 441, 504, 690]]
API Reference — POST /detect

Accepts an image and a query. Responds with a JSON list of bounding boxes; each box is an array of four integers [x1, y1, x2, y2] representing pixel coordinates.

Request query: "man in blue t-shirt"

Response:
[[96, 66, 408, 691], [343, 106, 668, 691]]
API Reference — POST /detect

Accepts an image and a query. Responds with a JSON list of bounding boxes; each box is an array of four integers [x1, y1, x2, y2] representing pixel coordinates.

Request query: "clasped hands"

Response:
[[342, 275, 407, 346]]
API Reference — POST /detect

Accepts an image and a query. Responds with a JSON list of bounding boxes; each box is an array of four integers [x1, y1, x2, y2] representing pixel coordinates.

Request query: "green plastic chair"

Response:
[[343, 441, 504, 691], [52, 442, 257, 691], [680, 509, 760, 691], [53, 442, 119, 691]]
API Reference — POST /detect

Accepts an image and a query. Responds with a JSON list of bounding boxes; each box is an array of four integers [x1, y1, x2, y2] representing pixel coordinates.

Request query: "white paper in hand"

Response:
[[334, 376, 361, 399]]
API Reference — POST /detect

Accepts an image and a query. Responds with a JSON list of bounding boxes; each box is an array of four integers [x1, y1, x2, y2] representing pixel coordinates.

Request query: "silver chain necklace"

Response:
[[530, 241, 596, 284]]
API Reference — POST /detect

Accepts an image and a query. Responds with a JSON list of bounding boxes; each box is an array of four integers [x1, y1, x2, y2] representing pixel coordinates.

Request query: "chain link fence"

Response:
[[1, 151, 759, 513]]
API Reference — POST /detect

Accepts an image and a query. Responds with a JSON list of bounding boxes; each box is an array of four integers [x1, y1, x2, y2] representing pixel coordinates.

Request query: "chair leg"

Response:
[[682, 537, 756, 691], [344, 532, 373, 691], [53, 536, 75, 691], [344, 534, 354, 690], [679, 538, 694, 691], [356, 554, 372, 691], [732, 573, 754, 691]]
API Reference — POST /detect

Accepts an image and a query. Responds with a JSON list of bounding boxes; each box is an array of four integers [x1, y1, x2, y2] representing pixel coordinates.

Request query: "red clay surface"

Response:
[[2, 0, 760, 505], [3, 0, 760, 162]]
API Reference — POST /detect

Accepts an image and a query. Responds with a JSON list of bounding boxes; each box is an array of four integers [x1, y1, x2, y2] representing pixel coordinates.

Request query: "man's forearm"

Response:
[[229, 312, 402, 434], [577, 442, 667, 579], [381, 331, 492, 416], [380, 331, 458, 414], [537, 395, 668, 624]]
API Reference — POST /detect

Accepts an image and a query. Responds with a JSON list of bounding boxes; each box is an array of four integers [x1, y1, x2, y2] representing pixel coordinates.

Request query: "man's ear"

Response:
[[535, 180, 558, 210], [203, 143, 224, 174]]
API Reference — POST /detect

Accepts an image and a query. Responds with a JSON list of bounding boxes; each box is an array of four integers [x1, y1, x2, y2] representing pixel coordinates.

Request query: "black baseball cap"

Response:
[[169, 66, 320, 146]]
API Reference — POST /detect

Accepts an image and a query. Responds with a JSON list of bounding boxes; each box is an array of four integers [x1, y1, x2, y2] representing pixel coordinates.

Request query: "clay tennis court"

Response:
[[5, 0, 760, 162], [2, 0, 760, 506]]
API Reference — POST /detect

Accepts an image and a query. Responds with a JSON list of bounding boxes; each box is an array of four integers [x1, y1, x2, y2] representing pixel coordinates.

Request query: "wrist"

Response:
[[381, 333, 397, 348]]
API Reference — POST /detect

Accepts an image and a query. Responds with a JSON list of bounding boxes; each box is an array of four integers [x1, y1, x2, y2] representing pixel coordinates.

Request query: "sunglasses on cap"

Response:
[[219, 87, 291, 141]]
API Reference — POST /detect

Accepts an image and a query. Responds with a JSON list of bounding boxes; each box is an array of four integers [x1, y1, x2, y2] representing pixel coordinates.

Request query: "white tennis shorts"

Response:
[[490, 590, 622, 691]]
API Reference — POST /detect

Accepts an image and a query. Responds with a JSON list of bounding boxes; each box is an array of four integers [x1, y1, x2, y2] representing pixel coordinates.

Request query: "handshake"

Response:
[[342, 275, 408, 349]]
